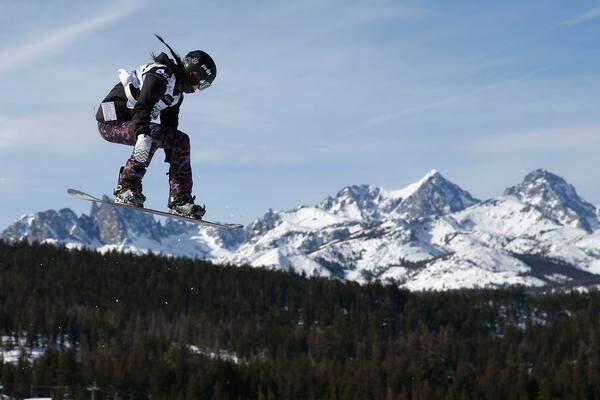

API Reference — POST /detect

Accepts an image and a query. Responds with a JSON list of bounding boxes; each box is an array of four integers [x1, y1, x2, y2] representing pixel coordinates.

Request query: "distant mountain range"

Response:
[[3, 169, 600, 291]]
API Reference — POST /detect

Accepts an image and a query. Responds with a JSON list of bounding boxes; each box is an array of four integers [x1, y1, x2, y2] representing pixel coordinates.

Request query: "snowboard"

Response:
[[67, 188, 243, 230]]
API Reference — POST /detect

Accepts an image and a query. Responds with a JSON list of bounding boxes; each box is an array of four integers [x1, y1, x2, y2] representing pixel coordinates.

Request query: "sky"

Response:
[[1, 0, 600, 228]]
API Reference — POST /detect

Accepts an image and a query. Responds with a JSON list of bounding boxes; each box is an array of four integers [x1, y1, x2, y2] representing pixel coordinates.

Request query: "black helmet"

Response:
[[154, 34, 217, 94], [182, 50, 217, 93]]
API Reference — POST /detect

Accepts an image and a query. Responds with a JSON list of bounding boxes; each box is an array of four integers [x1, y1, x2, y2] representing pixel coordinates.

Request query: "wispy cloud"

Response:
[[0, 113, 99, 155], [0, 0, 143, 73], [559, 5, 600, 27], [258, 0, 424, 25], [337, 2, 426, 24], [343, 64, 558, 137], [256, 0, 427, 44], [191, 144, 308, 167], [341, 3, 600, 139], [0, 176, 35, 194], [459, 124, 600, 153]]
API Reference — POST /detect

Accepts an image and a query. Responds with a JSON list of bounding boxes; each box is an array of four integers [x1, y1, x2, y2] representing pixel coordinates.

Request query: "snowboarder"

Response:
[[95, 34, 216, 219]]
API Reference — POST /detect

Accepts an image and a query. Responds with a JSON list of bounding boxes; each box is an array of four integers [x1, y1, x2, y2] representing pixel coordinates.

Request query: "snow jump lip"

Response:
[[67, 188, 243, 230]]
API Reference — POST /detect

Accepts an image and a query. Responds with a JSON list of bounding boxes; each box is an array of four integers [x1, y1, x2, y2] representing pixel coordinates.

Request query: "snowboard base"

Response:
[[67, 188, 243, 230]]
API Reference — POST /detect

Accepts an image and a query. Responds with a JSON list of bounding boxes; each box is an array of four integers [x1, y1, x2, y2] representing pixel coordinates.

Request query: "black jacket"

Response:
[[96, 53, 184, 137]]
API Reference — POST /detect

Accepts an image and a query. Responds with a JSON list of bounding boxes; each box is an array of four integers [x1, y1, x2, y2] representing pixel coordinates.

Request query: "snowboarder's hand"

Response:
[[133, 134, 153, 165]]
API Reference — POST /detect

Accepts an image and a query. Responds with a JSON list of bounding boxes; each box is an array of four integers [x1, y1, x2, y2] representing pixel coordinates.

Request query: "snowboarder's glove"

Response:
[[133, 134, 153, 165]]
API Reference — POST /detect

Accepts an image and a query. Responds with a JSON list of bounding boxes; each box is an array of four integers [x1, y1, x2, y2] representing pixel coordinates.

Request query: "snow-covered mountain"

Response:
[[1, 195, 245, 260], [317, 169, 478, 222], [504, 169, 599, 232], [3, 169, 600, 291]]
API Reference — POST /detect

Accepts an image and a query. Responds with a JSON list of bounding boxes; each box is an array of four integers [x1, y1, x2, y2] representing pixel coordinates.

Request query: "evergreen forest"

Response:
[[1, 240, 600, 399]]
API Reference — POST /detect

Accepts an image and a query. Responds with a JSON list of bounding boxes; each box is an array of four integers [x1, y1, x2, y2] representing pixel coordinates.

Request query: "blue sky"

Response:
[[1, 0, 600, 227]]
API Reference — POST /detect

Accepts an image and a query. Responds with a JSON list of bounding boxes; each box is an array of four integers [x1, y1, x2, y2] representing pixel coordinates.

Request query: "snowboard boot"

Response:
[[114, 186, 146, 207], [168, 194, 206, 219], [113, 166, 146, 207]]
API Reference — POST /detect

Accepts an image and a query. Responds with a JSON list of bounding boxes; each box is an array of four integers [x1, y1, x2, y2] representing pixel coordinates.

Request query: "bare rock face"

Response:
[[1, 208, 98, 245], [89, 197, 163, 245], [246, 209, 283, 243]]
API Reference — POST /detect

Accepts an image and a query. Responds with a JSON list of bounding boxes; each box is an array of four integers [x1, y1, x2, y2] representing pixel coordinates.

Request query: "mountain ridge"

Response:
[[3, 169, 599, 291]]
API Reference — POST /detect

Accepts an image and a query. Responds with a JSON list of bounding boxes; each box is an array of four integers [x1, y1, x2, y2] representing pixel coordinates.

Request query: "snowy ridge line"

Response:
[[304, 220, 387, 255], [2, 168, 600, 291]]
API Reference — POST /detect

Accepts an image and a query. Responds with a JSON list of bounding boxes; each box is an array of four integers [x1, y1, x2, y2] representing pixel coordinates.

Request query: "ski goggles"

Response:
[[187, 70, 212, 92], [197, 79, 211, 92]]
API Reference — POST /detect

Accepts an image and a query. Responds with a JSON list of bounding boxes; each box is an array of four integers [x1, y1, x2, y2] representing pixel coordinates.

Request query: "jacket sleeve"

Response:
[[160, 96, 183, 130], [131, 73, 167, 136]]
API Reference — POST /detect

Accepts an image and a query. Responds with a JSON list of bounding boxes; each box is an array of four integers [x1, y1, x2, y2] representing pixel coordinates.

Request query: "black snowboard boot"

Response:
[[114, 186, 146, 207], [168, 194, 206, 219], [113, 166, 145, 207]]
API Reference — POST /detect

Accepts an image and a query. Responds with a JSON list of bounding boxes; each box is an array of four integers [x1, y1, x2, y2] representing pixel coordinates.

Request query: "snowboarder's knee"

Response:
[[98, 122, 113, 142], [175, 131, 190, 148]]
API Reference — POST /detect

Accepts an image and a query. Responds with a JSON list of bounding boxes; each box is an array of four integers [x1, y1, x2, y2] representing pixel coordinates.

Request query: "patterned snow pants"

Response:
[[98, 121, 193, 197]]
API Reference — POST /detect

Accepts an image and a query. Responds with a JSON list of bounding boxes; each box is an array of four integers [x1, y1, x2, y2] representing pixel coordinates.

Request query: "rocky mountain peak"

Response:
[[315, 170, 478, 222], [390, 170, 479, 220], [90, 195, 163, 245], [505, 169, 598, 231], [1, 208, 98, 245], [319, 184, 390, 221], [388, 169, 439, 200], [246, 208, 282, 242]]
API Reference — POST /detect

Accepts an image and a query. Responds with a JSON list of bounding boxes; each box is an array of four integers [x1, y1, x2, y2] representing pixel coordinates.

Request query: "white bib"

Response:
[[117, 63, 182, 120]]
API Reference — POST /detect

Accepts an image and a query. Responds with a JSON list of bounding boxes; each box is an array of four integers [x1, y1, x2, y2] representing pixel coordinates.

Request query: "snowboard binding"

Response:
[[114, 186, 146, 208], [168, 194, 206, 220], [113, 167, 145, 207]]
